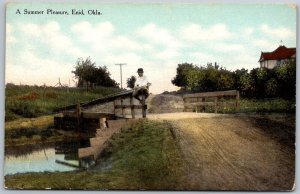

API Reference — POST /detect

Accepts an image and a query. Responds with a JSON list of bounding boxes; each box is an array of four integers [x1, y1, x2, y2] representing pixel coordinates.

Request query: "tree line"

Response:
[[172, 61, 296, 99]]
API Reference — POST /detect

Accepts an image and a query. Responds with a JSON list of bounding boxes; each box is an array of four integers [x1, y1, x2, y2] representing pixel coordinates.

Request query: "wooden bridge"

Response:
[[183, 90, 240, 113], [53, 89, 240, 168], [53, 90, 148, 168]]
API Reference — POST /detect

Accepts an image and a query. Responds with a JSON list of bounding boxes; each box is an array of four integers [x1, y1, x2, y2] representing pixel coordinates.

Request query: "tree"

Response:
[[240, 73, 255, 97], [233, 68, 248, 90], [72, 57, 118, 91], [171, 63, 194, 88], [266, 78, 278, 97], [274, 60, 296, 99], [72, 57, 96, 90], [216, 69, 235, 91], [126, 76, 136, 89]]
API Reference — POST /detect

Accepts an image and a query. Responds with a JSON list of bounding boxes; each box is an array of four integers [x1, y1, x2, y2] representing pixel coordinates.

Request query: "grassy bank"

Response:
[[198, 98, 295, 114], [5, 120, 185, 190], [5, 115, 63, 146], [5, 84, 121, 121]]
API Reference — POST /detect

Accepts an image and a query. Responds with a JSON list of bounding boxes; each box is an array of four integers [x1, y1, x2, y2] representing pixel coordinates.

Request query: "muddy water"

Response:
[[4, 139, 94, 176]]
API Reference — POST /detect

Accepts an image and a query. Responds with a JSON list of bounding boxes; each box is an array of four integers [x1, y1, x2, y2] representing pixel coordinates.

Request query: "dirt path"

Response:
[[149, 113, 295, 191]]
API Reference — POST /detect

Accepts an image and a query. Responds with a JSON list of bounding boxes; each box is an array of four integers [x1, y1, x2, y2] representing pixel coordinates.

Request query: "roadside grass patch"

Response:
[[197, 98, 295, 114]]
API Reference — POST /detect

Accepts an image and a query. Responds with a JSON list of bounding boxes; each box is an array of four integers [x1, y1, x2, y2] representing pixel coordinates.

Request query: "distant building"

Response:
[[259, 45, 296, 69]]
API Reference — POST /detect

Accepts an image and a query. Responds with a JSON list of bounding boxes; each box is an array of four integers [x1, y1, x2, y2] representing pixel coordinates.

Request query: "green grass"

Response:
[[4, 115, 64, 146], [239, 98, 295, 113], [5, 85, 121, 121], [198, 98, 295, 114], [5, 120, 185, 190]]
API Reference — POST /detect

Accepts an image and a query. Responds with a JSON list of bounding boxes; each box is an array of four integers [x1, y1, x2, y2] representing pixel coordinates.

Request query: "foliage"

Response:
[[172, 63, 235, 92], [72, 57, 118, 90], [172, 61, 296, 99], [171, 63, 194, 88], [126, 76, 136, 89]]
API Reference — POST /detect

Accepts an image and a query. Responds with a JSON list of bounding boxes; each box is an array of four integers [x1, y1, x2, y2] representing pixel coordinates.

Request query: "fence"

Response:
[[183, 90, 240, 113], [114, 95, 147, 118]]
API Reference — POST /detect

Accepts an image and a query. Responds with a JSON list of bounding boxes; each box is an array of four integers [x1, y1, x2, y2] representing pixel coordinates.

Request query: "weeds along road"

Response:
[[148, 113, 295, 191]]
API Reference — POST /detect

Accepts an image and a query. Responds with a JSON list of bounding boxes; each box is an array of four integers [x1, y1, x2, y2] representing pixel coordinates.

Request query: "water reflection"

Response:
[[4, 138, 95, 176]]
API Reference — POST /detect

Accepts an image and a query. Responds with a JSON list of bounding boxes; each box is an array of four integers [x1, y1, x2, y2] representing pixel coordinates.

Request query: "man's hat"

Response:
[[137, 68, 144, 73]]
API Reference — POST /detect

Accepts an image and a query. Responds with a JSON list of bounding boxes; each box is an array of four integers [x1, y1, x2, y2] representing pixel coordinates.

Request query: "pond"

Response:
[[4, 138, 95, 176]]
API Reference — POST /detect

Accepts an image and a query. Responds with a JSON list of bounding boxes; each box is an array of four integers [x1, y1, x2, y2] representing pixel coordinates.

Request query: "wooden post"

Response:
[[141, 95, 146, 118], [130, 97, 135, 119], [236, 90, 240, 111], [113, 100, 116, 115], [214, 97, 218, 113], [201, 98, 206, 112], [76, 103, 81, 131], [196, 97, 201, 113], [183, 98, 186, 112], [121, 98, 125, 118], [99, 117, 107, 129]]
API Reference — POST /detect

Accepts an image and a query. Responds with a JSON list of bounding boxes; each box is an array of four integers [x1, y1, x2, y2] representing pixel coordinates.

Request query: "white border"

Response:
[[1, 0, 299, 194]]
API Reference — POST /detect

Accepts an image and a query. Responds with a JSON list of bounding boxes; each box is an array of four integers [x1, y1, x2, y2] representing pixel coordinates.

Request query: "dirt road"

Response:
[[149, 113, 295, 191]]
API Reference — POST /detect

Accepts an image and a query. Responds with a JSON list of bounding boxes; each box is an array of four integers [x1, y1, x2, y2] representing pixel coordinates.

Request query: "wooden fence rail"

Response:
[[114, 95, 147, 118], [183, 90, 240, 113]]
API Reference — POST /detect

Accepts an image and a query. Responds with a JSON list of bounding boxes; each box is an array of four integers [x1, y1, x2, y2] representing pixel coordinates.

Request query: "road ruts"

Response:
[[164, 116, 294, 191]]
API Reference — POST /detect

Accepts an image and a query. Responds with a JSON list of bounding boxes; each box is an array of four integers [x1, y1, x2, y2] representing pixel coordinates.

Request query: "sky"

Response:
[[5, 3, 296, 94]]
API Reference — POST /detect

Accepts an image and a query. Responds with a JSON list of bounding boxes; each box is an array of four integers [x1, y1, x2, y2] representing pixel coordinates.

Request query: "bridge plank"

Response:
[[115, 105, 147, 109], [183, 90, 238, 99]]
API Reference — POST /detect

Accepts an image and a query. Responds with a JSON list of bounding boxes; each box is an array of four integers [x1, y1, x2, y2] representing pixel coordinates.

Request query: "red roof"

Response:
[[259, 45, 296, 62]]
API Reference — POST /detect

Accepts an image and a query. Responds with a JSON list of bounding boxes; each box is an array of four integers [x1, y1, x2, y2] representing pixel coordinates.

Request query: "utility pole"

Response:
[[115, 63, 126, 89]]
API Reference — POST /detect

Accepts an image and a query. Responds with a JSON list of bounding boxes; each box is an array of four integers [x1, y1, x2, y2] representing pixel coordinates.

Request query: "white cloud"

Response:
[[155, 48, 180, 60], [180, 23, 232, 42], [190, 52, 216, 65], [6, 23, 17, 44], [214, 43, 244, 52], [71, 21, 151, 54], [6, 50, 73, 86], [103, 53, 142, 65], [21, 21, 86, 58], [71, 21, 115, 43], [253, 39, 278, 51], [222, 52, 259, 70], [260, 24, 295, 39], [137, 23, 181, 49], [243, 27, 254, 36]]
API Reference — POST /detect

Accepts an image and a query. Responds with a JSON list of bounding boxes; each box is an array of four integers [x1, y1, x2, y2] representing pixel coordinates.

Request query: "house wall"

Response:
[[260, 60, 277, 69], [266, 60, 277, 69], [260, 61, 266, 68], [261, 59, 295, 69]]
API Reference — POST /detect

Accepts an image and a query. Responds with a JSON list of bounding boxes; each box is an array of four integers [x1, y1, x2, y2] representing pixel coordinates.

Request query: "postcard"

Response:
[[4, 3, 296, 191]]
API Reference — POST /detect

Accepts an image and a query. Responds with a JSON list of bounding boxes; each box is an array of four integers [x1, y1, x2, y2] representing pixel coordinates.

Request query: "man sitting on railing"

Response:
[[133, 68, 151, 103]]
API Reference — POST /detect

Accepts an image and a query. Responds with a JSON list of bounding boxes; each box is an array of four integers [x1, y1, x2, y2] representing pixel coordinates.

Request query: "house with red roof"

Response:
[[258, 45, 296, 69]]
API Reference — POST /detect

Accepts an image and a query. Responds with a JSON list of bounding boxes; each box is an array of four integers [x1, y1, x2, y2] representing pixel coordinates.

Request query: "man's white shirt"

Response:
[[135, 76, 149, 87]]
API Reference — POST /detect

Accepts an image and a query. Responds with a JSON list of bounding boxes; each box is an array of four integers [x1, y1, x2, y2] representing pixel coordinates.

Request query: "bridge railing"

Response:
[[54, 90, 147, 129], [114, 94, 147, 118], [183, 90, 240, 113]]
